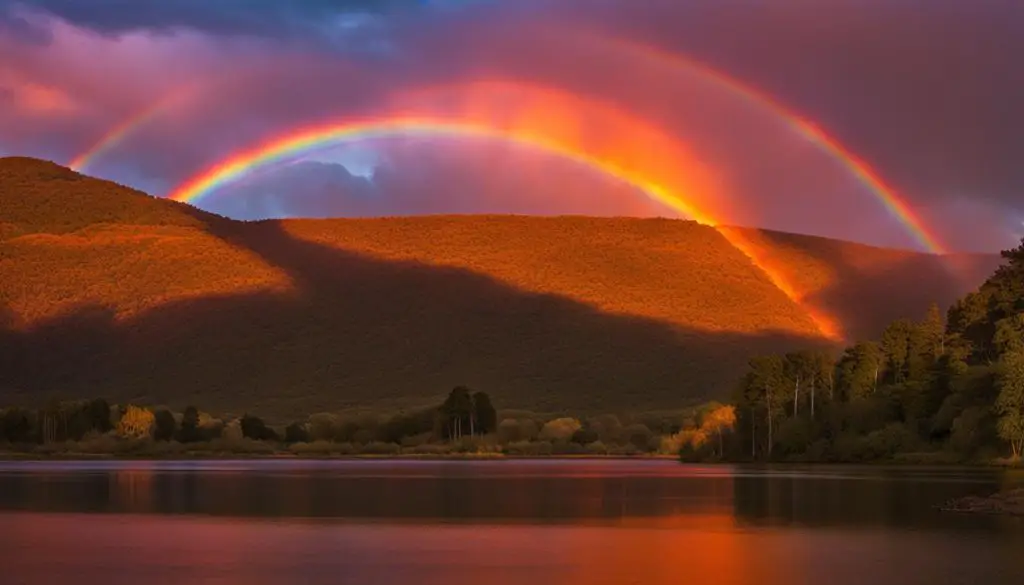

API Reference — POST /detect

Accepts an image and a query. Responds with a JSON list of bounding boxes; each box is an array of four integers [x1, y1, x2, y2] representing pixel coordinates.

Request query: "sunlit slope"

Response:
[[0, 158, 997, 417], [0, 158, 290, 325], [281, 216, 823, 337]]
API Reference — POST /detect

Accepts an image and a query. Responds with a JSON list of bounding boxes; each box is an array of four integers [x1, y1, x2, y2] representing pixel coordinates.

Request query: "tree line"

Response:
[[0, 384, 736, 457], [723, 238, 1024, 463]]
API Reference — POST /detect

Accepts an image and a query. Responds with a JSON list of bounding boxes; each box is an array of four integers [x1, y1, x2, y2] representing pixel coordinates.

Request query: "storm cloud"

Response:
[[0, 0, 1020, 252]]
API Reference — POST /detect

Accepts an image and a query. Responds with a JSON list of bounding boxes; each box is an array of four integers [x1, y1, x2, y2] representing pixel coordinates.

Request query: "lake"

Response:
[[0, 459, 1021, 585]]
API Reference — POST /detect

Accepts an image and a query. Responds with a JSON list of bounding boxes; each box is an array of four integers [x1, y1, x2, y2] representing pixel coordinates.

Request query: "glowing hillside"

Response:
[[0, 158, 999, 417]]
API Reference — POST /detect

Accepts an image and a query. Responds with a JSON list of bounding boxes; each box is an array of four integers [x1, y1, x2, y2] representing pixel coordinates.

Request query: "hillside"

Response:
[[0, 157, 1001, 419]]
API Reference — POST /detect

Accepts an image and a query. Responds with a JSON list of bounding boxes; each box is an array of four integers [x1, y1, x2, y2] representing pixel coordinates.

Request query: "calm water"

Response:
[[0, 460, 1022, 585]]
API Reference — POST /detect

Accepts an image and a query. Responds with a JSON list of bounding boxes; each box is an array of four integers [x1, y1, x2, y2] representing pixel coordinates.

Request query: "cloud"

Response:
[[0, 0, 1020, 252], [0, 0, 425, 38]]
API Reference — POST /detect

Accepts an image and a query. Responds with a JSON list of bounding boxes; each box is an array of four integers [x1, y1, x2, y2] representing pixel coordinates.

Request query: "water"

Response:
[[0, 459, 1021, 585]]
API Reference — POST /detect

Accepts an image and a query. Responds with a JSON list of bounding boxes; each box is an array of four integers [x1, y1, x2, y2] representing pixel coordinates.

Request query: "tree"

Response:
[[571, 427, 599, 445], [153, 409, 177, 441], [177, 405, 201, 443], [240, 414, 277, 441], [285, 422, 309, 443], [0, 408, 32, 443], [701, 404, 737, 458], [539, 418, 581, 441], [440, 386, 473, 441], [745, 355, 787, 457], [948, 238, 1024, 362], [994, 314, 1024, 357], [471, 391, 497, 435], [116, 405, 154, 439], [836, 342, 884, 400], [920, 303, 946, 359], [38, 400, 70, 443], [880, 320, 913, 384], [995, 349, 1024, 458], [86, 398, 113, 434]]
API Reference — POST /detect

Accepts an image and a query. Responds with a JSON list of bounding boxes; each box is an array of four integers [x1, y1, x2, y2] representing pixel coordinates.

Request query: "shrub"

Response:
[[539, 418, 581, 442], [284, 422, 309, 444]]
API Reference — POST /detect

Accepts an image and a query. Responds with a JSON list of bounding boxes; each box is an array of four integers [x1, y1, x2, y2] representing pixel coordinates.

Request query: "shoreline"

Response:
[[0, 451, 1019, 467], [0, 452, 679, 462]]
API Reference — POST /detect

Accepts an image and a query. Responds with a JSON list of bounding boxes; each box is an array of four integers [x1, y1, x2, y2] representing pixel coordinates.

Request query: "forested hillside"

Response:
[[0, 157, 1001, 418], [710, 239, 1024, 462]]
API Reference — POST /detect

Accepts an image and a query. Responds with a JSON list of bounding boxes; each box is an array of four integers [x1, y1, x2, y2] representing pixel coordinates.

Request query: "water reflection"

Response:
[[0, 461, 1022, 585], [0, 460, 1018, 530]]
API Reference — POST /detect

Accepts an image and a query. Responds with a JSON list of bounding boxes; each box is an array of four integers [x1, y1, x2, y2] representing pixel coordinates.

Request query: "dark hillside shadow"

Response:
[[0, 219, 829, 420], [746, 229, 1002, 341]]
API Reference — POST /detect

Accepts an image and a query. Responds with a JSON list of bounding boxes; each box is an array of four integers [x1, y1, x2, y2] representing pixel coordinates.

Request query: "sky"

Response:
[[1, 0, 1021, 252]]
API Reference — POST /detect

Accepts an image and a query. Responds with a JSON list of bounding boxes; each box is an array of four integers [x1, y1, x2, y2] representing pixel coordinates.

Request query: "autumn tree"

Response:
[[996, 349, 1024, 458], [702, 404, 737, 458], [117, 405, 155, 439]]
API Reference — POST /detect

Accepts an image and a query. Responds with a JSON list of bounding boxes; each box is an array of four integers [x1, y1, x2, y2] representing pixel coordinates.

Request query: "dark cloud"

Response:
[[573, 0, 1024, 213], [0, 7, 51, 42], [0, 0, 425, 38], [0, 0, 1021, 252]]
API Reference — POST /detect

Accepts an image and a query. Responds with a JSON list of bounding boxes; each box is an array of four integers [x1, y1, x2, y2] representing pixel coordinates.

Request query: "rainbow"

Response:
[[169, 117, 707, 218], [166, 117, 843, 341], [580, 33, 948, 255], [69, 85, 200, 173]]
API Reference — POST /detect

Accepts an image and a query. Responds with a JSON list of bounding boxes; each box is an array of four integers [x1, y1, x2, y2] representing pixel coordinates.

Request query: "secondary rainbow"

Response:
[[582, 32, 948, 255], [69, 85, 199, 173], [166, 117, 843, 341]]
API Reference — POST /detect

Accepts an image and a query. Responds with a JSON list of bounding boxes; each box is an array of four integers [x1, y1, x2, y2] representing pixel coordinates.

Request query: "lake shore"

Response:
[[0, 450, 1020, 467], [0, 451, 679, 462]]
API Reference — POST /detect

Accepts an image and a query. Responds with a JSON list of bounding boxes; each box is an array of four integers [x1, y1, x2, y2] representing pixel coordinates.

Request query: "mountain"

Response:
[[0, 157, 1002, 420]]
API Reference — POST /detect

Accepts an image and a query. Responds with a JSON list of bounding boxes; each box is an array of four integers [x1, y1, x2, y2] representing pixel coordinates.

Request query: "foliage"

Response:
[[728, 238, 1024, 462], [996, 350, 1024, 457], [240, 414, 278, 441], [153, 409, 177, 441], [116, 405, 155, 439], [0, 157, 999, 419], [177, 406, 202, 443], [539, 418, 582, 441], [0, 408, 32, 443]]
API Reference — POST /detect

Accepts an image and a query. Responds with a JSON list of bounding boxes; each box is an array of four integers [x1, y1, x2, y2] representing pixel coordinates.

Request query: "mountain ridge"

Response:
[[0, 156, 1003, 418]]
